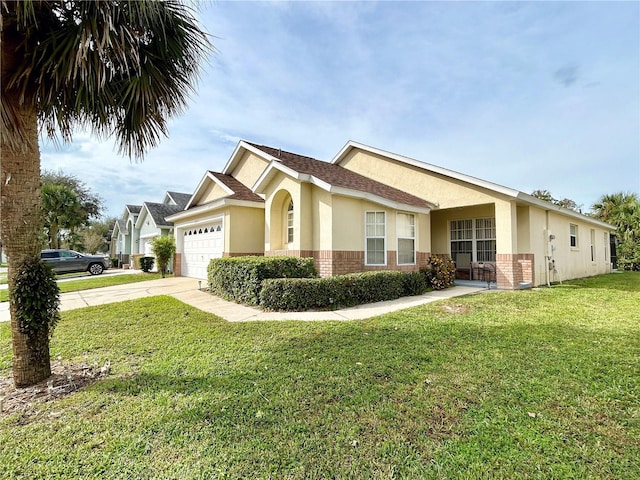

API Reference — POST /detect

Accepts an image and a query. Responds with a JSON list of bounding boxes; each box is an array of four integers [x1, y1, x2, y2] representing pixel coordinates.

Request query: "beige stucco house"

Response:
[[166, 140, 614, 289]]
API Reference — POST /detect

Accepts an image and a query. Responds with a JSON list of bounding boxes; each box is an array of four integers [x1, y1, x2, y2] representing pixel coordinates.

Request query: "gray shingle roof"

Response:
[[166, 191, 191, 209], [126, 204, 141, 214], [143, 202, 185, 227]]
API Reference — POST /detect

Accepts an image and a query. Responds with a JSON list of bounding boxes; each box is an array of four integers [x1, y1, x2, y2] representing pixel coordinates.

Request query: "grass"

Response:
[[0, 272, 166, 302], [0, 272, 638, 479]]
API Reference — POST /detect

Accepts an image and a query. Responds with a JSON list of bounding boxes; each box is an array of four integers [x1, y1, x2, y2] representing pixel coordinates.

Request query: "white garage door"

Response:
[[182, 222, 224, 279]]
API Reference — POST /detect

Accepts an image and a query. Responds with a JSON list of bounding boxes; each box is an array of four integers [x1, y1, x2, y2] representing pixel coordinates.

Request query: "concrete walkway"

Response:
[[0, 276, 487, 323]]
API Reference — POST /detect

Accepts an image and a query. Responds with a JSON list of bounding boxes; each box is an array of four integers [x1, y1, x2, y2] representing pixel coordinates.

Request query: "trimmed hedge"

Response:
[[260, 270, 429, 312], [208, 256, 318, 306]]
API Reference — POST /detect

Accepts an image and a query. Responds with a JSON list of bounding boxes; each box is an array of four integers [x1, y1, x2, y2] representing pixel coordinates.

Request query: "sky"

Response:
[[40, 0, 640, 219]]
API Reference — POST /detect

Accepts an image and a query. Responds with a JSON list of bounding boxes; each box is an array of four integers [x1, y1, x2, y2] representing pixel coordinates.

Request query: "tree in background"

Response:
[[152, 236, 176, 278], [1, 0, 210, 387], [78, 217, 118, 254], [42, 170, 102, 220], [591, 192, 640, 270], [41, 183, 84, 249], [531, 189, 580, 212]]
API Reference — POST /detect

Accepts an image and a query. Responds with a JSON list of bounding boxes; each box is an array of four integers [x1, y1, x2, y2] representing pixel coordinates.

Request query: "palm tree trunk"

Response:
[[1, 35, 51, 386]]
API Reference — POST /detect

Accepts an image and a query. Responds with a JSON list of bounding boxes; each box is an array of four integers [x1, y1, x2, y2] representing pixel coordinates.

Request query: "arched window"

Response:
[[287, 200, 294, 244]]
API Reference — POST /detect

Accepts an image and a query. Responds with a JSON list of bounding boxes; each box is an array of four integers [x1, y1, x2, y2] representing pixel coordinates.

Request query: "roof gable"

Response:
[[164, 191, 191, 209], [250, 144, 434, 212]]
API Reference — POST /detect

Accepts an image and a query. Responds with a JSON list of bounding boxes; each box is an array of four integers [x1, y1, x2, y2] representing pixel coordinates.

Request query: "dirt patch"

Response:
[[440, 304, 470, 315], [0, 360, 109, 420]]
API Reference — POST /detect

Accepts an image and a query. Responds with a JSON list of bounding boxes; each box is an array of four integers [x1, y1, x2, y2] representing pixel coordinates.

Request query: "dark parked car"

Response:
[[41, 249, 110, 275]]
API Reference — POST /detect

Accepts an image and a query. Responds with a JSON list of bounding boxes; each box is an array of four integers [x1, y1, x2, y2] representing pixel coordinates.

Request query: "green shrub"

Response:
[[402, 270, 429, 296], [151, 236, 176, 278], [11, 257, 60, 341], [110, 257, 120, 268], [139, 256, 155, 272], [260, 270, 415, 311], [421, 255, 455, 290], [208, 256, 318, 306]]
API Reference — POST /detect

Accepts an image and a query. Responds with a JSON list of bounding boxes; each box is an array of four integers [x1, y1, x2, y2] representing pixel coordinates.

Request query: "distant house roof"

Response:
[[142, 202, 185, 228], [165, 191, 191, 209], [115, 219, 128, 234], [125, 204, 141, 214], [249, 143, 434, 212]]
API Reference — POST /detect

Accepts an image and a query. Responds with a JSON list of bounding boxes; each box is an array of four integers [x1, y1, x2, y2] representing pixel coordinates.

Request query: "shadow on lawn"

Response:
[[554, 271, 640, 293]]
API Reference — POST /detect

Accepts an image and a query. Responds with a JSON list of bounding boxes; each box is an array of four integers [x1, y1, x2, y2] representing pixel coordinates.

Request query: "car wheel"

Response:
[[89, 263, 104, 275]]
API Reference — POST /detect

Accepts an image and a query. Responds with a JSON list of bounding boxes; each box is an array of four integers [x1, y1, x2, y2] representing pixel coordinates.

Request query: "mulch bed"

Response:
[[0, 360, 109, 420]]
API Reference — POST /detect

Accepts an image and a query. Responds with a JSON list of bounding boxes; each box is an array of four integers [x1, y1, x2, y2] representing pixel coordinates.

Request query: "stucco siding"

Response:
[[227, 206, 264, 255], [230, 150, 271, 189], [340, 149, 507, 208], [198, 182, 228, 205]]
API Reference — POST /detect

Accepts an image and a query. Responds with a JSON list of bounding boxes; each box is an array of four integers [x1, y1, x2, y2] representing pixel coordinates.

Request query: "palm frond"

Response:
[[2, 0, 212, 159]]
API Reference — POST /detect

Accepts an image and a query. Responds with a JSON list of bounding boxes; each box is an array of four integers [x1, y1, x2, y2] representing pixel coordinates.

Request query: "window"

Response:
[[604, 232, 609, 261], [365, 211, 386, 265], [590, 229, 596, 261], [287, 200, 294, 244], [570, 224, 578, 248], [397, 213, 415, 265], [450, 218, 495, 263], [475, 218, 496, 262]]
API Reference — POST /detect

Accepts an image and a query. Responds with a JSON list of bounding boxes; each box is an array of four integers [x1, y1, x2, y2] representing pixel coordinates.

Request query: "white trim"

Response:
[[176, 215, 224, 231], [222, 140, 275, 175], [166, 198, 264, 223], [139, 232, 160, 240], [364, 210, 387, 266]]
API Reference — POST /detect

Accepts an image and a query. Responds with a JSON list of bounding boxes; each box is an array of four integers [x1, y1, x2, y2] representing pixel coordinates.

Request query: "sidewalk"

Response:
[[0, 276, 487, 323]]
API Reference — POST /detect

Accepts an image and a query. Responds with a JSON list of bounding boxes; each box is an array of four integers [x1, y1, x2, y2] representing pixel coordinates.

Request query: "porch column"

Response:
[[495, 200, 518, 289]]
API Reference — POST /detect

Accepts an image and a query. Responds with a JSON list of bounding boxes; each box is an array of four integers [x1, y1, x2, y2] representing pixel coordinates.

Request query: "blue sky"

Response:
[[41, 1, 640, 219]]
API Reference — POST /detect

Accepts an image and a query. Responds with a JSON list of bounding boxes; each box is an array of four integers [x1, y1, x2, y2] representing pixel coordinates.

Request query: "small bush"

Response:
[[139, 256, 155, 272], [402, 270, 429, 296], [152, 236, 176, 278], [110, 257, 120, 268], [208, 256, 318, 306], [421, 255, 455, 290], [260, 270, 419, 311]]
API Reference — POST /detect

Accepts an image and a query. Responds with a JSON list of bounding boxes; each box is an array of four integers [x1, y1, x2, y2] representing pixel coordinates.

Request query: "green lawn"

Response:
[[0, 272, 166, 302], [1, 272, 638, 479]]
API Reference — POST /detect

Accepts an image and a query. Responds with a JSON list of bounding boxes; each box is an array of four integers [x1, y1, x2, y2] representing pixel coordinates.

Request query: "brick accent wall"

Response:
[[496, 253, 535, 289], [173, 253, 182, 277], [266, 249, 429, 277]]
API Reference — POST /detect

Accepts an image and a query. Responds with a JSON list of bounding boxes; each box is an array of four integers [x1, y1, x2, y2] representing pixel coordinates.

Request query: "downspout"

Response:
[[545, 210, 550, 287]]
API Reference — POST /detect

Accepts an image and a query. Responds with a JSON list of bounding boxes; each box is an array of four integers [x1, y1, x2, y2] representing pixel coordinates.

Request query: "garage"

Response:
[[181, 222, 224, 279]]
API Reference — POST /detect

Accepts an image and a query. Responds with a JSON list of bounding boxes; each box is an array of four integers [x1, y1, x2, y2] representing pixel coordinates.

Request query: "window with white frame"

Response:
[[590, 229, 596, 261], [570, 224, 578, 248], [286, 200, 294, 244], [604, 232, 609, 261], [365, 211, 386, 265], [450, 218, 496, 264], [397, 213, 416, 265]]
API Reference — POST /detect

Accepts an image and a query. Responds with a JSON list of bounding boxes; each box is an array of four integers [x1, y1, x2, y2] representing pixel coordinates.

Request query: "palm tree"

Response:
[[1, 0, 210, 386], [592, 192, 640, 270]]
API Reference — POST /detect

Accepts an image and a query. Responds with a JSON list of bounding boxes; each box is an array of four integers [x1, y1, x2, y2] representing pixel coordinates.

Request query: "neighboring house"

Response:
[[165, 140, 614, 289], [110, 192, 190, 266], [110, 204, 141, 265]]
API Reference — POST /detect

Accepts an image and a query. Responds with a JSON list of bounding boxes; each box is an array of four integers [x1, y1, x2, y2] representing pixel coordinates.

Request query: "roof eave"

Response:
[[166, 198, 265, 223]]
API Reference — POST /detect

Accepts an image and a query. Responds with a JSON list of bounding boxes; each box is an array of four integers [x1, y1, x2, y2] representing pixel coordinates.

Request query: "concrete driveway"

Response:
[[0, 276, 487, 323]]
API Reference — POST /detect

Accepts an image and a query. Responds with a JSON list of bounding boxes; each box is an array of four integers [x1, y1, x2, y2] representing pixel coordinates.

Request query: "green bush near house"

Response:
[[208, 256, 318, 306], [139, 256, 155, 272], [151, 236, 176, 278], [421, 255, 456, 290], [260, 270, 429, 311]]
